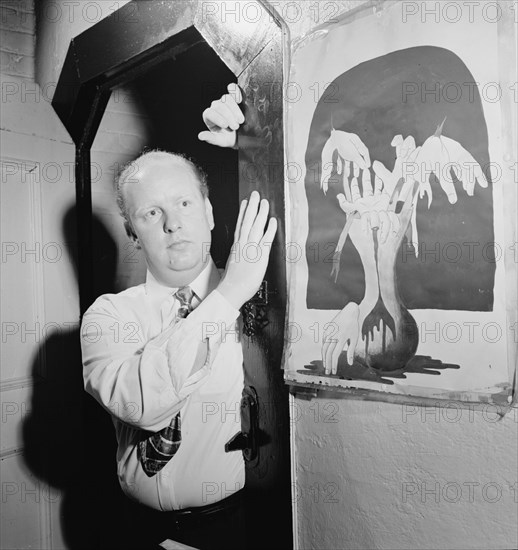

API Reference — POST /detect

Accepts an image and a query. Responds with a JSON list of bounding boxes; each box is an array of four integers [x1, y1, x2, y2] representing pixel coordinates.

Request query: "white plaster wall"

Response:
[[293, 397, 517, 550]]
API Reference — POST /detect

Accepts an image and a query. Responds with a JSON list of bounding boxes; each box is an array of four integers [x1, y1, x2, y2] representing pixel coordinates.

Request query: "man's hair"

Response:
[[115, 149, 209, 239]]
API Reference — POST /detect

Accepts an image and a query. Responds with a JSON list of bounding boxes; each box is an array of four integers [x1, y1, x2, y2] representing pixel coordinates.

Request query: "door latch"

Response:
[[224, 386, 259, 461], [242, 280, 270, 337]]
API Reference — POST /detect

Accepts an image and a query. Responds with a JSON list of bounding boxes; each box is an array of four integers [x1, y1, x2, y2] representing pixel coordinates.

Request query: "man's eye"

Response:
[[181, 200, 190, 208], [146, 209, 161, 218]]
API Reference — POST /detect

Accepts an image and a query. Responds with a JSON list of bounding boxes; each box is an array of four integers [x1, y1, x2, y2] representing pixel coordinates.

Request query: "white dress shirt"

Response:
[[81, 260, 245, 510]]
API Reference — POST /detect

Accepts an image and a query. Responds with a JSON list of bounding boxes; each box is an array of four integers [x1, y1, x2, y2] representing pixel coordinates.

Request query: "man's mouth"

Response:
[[167, 241, 189, 249]]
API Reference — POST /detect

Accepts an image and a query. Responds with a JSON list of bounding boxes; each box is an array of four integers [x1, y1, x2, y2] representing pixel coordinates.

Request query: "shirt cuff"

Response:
[[183, 288, 240, 341]]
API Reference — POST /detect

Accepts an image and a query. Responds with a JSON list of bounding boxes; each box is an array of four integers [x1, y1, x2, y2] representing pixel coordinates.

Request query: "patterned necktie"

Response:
[[139, 286, 194, 477]]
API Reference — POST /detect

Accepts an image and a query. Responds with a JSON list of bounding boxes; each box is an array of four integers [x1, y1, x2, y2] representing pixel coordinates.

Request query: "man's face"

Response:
[[124, 157, 214, 287]]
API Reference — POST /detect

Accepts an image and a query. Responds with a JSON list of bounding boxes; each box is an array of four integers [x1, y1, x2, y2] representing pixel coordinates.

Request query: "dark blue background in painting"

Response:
[[304, 46, 495, 311]]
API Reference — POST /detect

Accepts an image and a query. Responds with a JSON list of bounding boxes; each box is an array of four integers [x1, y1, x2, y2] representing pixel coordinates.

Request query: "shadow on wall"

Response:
[[22, 206, 125, 550]]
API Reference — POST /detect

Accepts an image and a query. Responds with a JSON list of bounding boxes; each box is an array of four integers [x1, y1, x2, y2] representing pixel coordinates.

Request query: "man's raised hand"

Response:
[[217, 191, 277, 310], [198, 83, 244, 148]]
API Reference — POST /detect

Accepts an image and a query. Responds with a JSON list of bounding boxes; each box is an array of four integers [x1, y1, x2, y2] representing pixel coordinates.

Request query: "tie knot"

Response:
[[175, 286, 194, 318]]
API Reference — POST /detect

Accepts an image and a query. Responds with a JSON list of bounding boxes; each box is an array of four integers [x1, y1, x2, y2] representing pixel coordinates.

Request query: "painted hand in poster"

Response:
[[320, 129, 371, 193], [320, 122, 487, 375], [416, 118, 489, 202]]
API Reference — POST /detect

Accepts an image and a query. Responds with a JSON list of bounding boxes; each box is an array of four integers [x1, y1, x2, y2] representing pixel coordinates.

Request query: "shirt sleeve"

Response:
[[81, 289, 239, 433]]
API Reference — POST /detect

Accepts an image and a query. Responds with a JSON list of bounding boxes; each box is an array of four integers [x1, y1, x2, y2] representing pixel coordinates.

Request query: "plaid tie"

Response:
[[139, 286, 194, 477]]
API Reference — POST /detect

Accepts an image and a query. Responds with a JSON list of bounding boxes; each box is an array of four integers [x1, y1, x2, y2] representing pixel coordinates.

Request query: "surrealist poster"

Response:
[[283, 0, 517, 404]]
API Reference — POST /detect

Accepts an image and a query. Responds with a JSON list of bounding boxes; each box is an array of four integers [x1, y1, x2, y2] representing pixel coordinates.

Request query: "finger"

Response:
[[452, 161, 469, 194], [388, 212, 400, 235], [321, 140, 334, 169], [349, 133, 371, 168], [335, 132, 367, 169], [404, 146, 421, 186], [400, 135, 416, 159], [410, 207, 419, 253], [198, 129, 236, 148], [419, 178, 433, 209], [391, 177, 406, 212], [336, 213, 356, 251], [374, 174, 383, 194], [474, 163, 488, 188], [259, 217, 277, 267], [372, 159, 391, 181], [219, 94, 242, 123], [248, 198, 270, 243], [399, 181, 420, 223], [233, 198, 248, 241], [362, 146, 371, 170], [347, 148, 368, 170], [391, 134, 404, 154], [320, 161, 334, 194], [324, 337, 337, 375], [337, 193, 355, 214], [260, 216, 278, 247], [372, 160, 394, 195], [227, 82, 243, 104], [362, 169, 373, 196], [239, 191, 261, 243], [459, 157, 489, 191], [350, 176, 361, 202], [343, 160, 351, 180], [322, 332, 332, 374], [378, 211, 390, 243], [361, 212, 370, 234], [399, 176, 417, 205], [208, 99, 242, 130], [438, 170, 457, 204], [353, 163, 360, 179], [346, 340, 354, 366], [460, 164, 475, 195], [202, 104, 234, 131], [342, 162, 352, 202], [336, 156, 343, 176], [321, 178, 329, 195], [331, 341, 342, 375], [322, 339, 331, 375], [221, 92, 244, 125], [321, 138, 335, 194]]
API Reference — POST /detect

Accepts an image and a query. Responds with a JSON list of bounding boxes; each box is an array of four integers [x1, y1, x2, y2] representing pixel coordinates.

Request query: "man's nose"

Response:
[[163, 213, 180, 233]]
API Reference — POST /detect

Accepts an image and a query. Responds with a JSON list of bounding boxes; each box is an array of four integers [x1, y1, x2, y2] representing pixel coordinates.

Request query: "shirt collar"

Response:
[[144, 259, 220, 302]]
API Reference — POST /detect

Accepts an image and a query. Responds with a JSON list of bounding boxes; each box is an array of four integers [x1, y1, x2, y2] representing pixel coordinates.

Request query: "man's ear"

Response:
[[124, 221, 140, 248], [205, 197, 215, 230]]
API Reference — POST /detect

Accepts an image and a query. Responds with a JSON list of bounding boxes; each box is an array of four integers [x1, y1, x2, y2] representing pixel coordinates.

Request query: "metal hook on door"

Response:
[[224, 386, 259, 462]]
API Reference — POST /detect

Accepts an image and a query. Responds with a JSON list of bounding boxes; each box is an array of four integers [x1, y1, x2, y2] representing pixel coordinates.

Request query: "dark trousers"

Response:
[[102, 490, 246, 550]]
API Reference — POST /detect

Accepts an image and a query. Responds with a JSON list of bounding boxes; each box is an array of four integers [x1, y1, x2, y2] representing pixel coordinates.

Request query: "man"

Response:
[[81, 84, 275, 549]]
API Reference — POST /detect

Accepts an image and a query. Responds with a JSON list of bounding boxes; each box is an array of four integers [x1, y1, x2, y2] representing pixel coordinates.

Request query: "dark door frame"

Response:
[[52, 1, 292, 548]]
